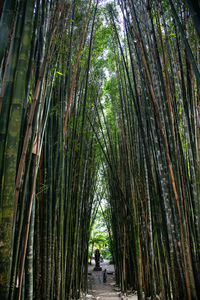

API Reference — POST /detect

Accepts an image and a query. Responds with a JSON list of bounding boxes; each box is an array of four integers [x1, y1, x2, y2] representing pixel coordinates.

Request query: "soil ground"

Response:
[[82, 259, 138, 300]]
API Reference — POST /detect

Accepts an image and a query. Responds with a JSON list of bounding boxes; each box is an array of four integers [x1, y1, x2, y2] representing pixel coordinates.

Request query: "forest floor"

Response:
[[82, 259, 138, 300]]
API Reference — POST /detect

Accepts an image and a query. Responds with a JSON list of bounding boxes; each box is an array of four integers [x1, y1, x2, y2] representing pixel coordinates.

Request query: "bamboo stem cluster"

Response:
[[0, 0, 101, 299], [101, 1, 200, 299], [0, 0, 199, 299]]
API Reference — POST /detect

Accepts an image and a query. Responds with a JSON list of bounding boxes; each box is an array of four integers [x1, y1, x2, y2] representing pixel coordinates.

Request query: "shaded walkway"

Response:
[[83, 260, 138, 300]]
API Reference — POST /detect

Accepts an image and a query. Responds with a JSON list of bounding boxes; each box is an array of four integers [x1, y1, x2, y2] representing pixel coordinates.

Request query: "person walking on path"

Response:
[[103, 268, 107, 283]]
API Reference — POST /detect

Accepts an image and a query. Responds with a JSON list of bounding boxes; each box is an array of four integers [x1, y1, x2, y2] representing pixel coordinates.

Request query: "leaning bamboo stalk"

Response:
[[63, 0, 92, 136], [17, 70, 49, 299], [17, 131, 40, 300], [168, 0, 200, 87], [13, 63, 47, 225]]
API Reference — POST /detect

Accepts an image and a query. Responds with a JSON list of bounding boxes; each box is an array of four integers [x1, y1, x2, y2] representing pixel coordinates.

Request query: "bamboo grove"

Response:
[[0, 0, 199, 300]]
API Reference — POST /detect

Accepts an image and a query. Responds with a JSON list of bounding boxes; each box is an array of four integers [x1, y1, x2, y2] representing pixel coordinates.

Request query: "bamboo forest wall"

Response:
[[0, 0, 199, 300]]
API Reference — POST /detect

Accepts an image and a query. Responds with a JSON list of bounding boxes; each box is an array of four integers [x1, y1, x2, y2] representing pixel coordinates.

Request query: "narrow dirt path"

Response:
[[82, 260, 138, 300]]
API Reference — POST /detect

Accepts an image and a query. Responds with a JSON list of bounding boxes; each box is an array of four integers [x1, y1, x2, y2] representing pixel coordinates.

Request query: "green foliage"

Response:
[[56, 71, 64, 76]]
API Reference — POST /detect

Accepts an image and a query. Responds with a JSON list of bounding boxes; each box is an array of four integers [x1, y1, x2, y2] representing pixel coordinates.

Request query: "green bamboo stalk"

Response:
[[0, 0, 15, 64], [0, 1, 34, 296]]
